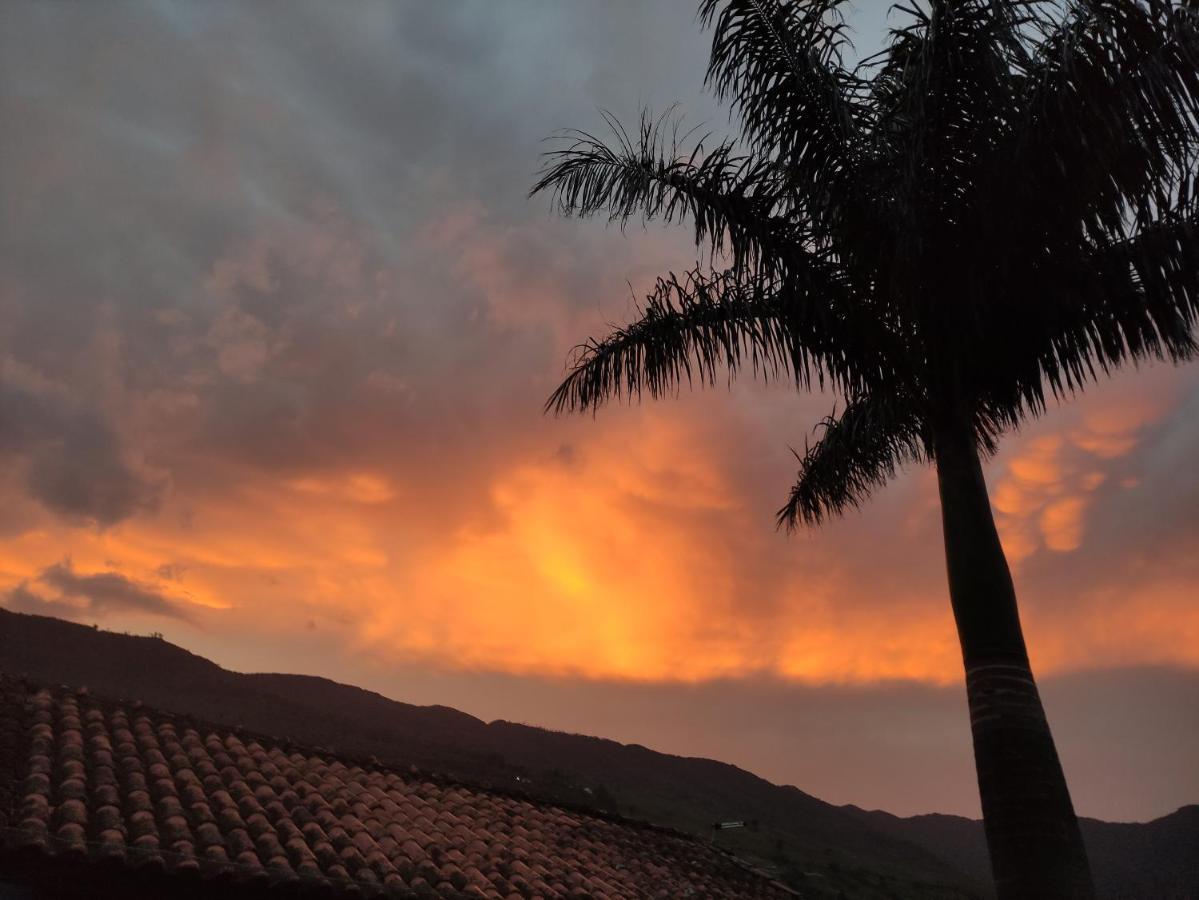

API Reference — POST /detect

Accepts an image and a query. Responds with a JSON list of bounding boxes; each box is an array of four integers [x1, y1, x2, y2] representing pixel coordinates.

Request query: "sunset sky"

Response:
[[2, 1, 1196, 822]]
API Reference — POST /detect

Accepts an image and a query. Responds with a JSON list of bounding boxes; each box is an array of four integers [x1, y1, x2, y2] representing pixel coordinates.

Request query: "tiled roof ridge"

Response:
[[1, 673, 698, 843], [1, 674, 453, 898], [0, 673, 801, 898]]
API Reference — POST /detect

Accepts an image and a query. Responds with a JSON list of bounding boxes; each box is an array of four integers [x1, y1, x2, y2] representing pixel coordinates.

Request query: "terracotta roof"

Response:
[[0, 677, 796, 898]]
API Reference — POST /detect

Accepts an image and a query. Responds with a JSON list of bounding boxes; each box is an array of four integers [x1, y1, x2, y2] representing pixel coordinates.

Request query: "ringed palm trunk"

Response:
[[934, 423, 1095, 899]]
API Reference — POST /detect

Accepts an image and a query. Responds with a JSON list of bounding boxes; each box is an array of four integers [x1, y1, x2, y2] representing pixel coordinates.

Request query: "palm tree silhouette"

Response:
[[532, 2, 1198, 897]]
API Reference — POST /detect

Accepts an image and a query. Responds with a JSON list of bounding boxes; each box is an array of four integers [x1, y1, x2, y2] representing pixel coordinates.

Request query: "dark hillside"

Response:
[[845, 805, 1199, 900]]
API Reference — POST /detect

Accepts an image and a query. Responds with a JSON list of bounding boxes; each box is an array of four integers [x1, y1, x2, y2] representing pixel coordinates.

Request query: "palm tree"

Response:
[[531, 1, 1199, 897]]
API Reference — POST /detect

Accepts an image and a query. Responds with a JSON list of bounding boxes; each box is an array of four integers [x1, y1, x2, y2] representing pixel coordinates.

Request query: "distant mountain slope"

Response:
[[1079, 806, 1199, 899], [2, 609, 1193, 899], [845, 805, 1199, 900]]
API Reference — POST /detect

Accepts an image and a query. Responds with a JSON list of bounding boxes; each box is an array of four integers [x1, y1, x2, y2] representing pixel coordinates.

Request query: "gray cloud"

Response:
[[0, 372, 162, 525], [0, 0, 784, 516], [5, 559, 192, 622]]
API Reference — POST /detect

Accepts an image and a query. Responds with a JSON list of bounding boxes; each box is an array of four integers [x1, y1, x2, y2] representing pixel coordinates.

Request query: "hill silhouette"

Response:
[[1, 609, 1193, 898]]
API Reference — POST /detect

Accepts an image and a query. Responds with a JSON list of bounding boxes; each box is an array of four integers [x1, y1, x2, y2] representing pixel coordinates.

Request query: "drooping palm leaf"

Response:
[[545, 266, 877, 415], [777, 394, 926, 529], [530, 110, 793, 274]]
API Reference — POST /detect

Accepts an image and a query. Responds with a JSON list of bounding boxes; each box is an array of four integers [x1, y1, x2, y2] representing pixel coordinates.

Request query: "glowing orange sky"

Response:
[[2, 363, 1196, 688]]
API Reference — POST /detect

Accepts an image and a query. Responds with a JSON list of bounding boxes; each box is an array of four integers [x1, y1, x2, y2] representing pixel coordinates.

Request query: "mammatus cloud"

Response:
[[991, 379, 1180, 564]]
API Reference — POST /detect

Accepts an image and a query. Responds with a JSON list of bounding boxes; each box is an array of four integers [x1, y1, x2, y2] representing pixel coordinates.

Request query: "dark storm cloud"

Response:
[[0, 0, 850, 510], [6, 559, 192, 622], [0, 7, 570, 437], [0, 371, 161, 525], [1, 0, 749, 527]]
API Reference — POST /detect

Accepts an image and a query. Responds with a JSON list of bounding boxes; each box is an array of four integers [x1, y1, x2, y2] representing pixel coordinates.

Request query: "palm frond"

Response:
[[868, 1, 1199, 411], [1080, 170, 1199, 364], [777, 393, 926, 530], [530, 110, 791, 273], [868, 1, 1033, 267], [973, 165, 1199, 428], [698, 0, 864, 219], [546, 265, 876, 415], [1002, 0, 1199, 236]]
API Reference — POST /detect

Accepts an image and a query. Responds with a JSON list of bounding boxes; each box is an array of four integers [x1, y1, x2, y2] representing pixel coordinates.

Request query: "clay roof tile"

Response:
[[0, 677, 795, 900]]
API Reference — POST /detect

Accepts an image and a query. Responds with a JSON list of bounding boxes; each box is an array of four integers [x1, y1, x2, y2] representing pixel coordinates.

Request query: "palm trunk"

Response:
[[933, 423, 1094, 899]]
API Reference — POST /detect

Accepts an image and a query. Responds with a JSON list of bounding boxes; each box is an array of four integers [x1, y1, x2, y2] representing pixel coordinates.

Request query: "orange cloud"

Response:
[[286, 472, 398, 505], [990, 374, 1182, 564], [1007, 434, 1067, 487], [1039, 496, 1088, 552], [1, 200, 1196, 690], [5, 376, 1195, 691]]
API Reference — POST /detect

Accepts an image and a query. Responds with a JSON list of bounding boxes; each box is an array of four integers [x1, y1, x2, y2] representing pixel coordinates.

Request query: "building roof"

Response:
[[0, 676, 796, 899]]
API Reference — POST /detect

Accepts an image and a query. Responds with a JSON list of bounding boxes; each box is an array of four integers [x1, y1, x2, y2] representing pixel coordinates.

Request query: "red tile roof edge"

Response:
[[0, 673, 801, 898]]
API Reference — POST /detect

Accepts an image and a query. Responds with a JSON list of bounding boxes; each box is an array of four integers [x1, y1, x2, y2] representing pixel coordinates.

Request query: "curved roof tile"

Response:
[[0, 677, 796, 899]]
